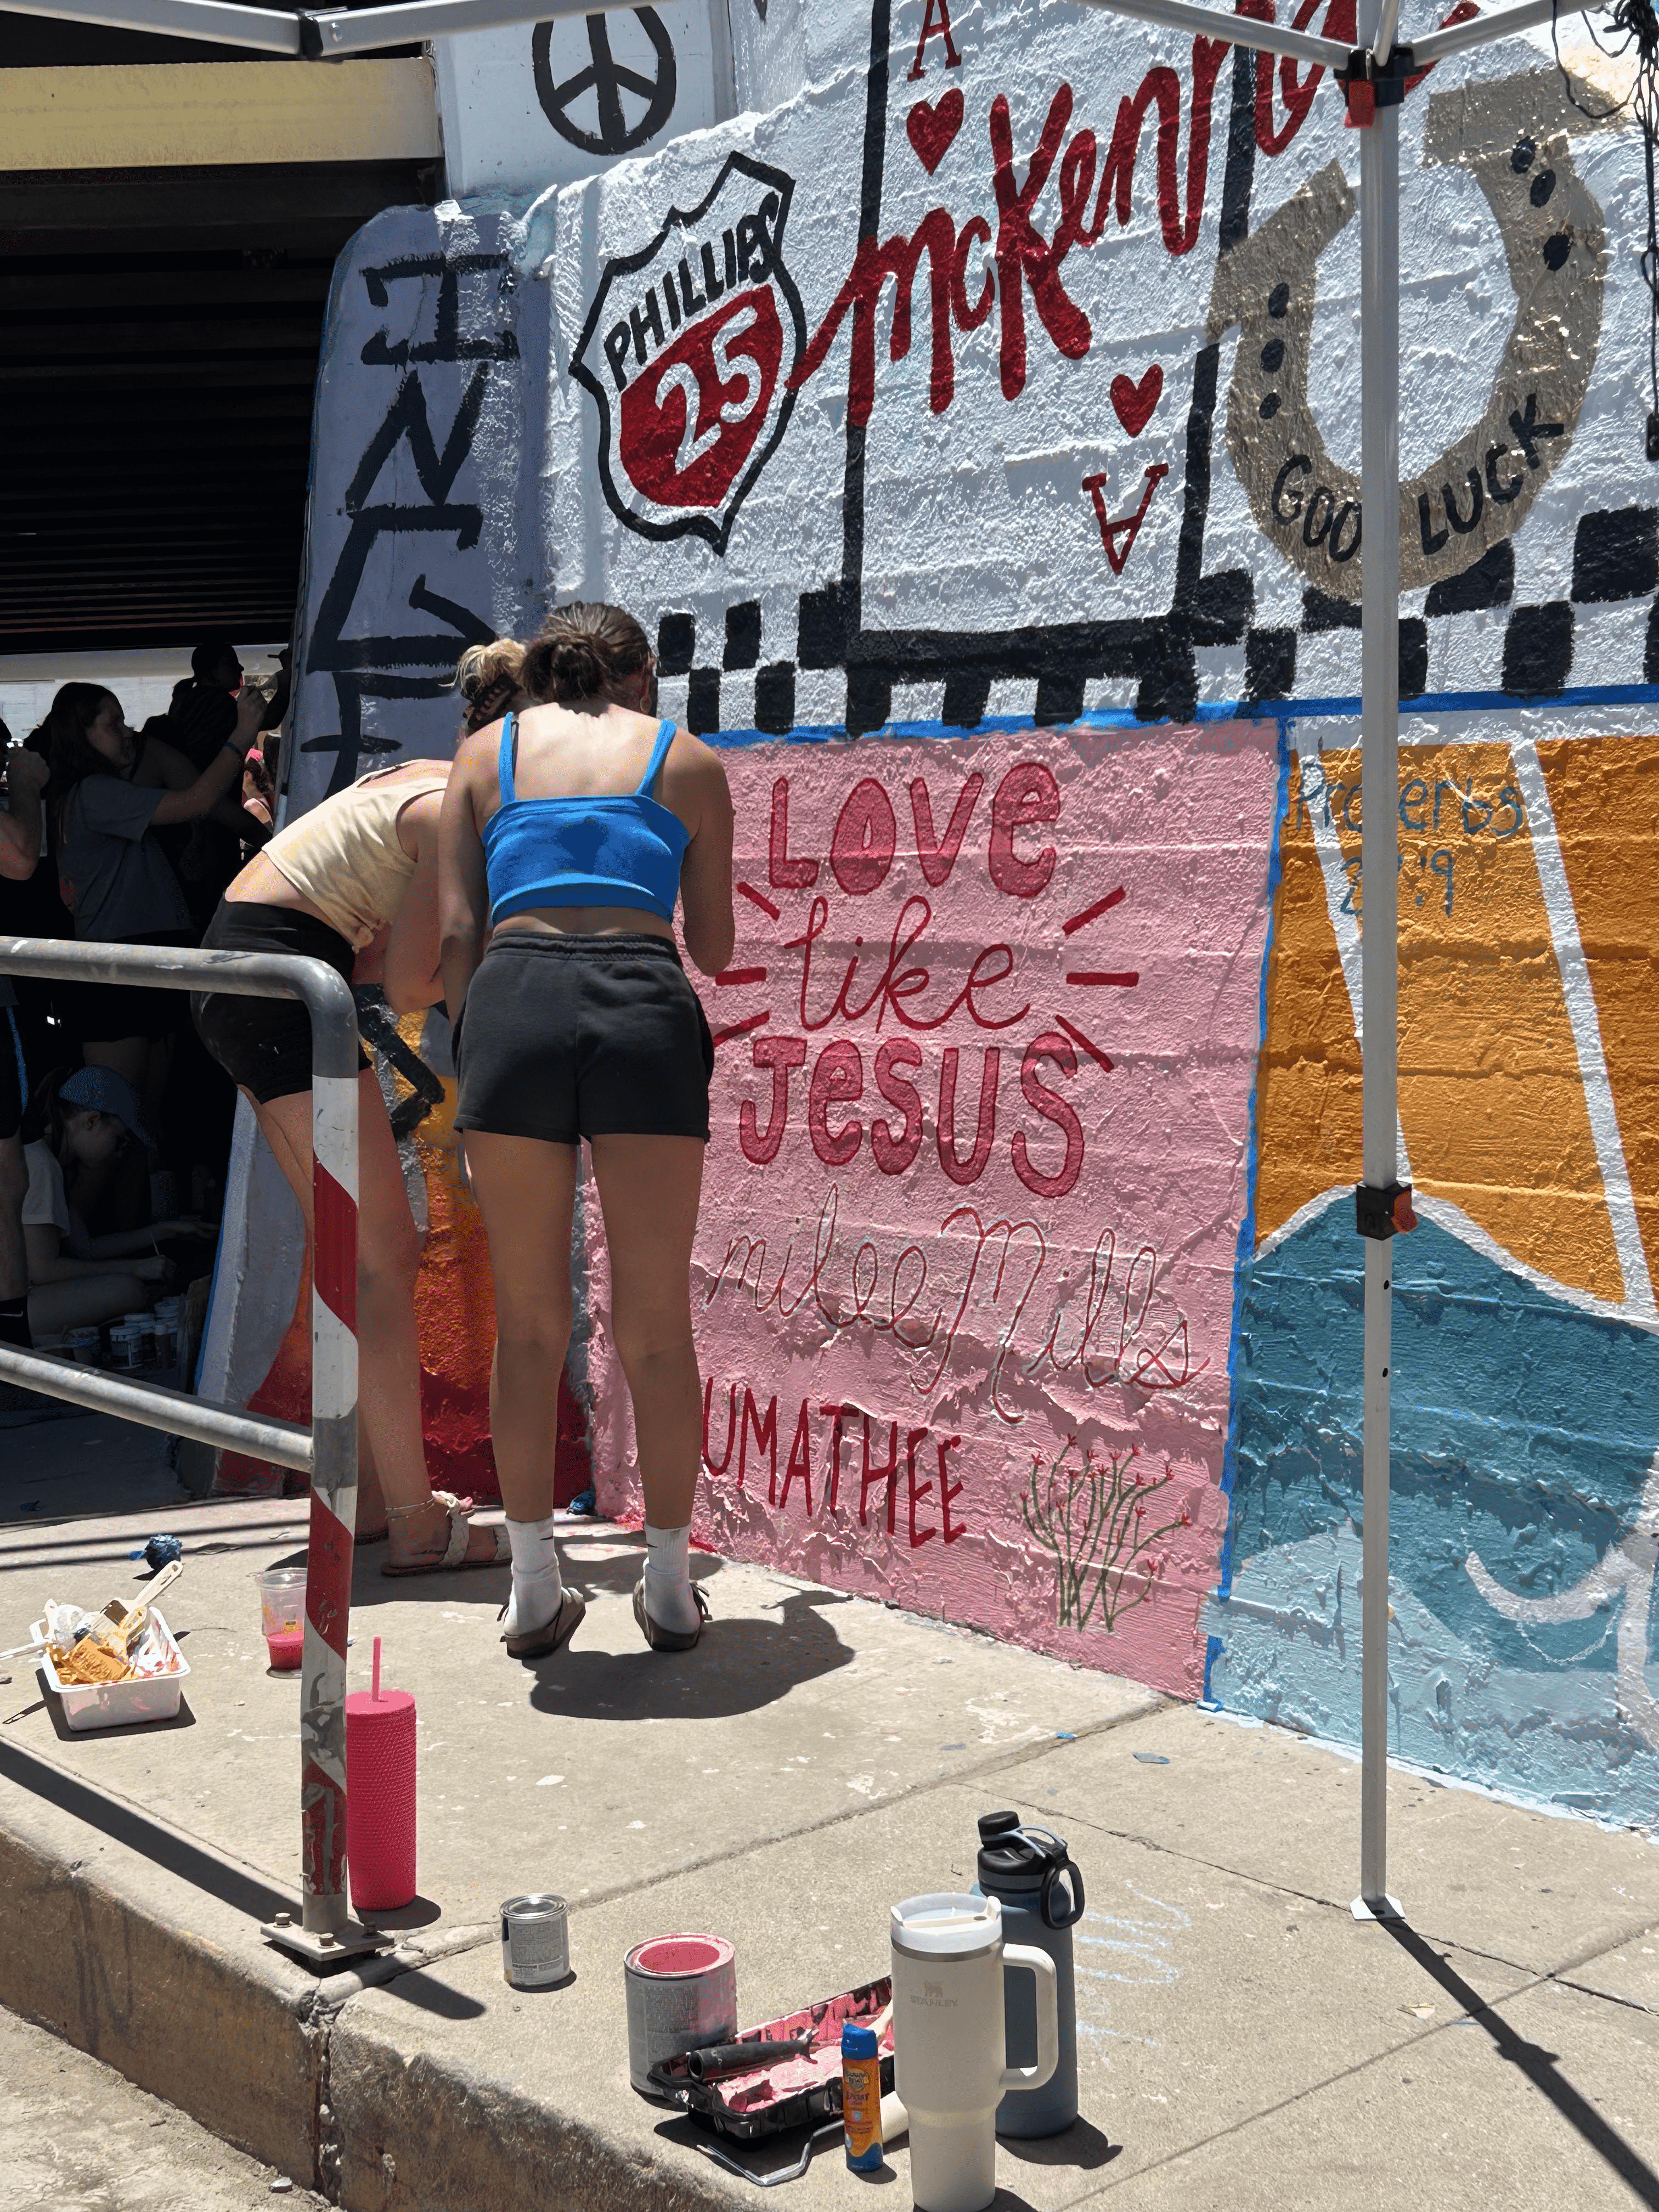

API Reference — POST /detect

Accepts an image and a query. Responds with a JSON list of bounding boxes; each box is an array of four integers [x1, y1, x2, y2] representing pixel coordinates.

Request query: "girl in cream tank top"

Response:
[[259, 764, 450, 949]]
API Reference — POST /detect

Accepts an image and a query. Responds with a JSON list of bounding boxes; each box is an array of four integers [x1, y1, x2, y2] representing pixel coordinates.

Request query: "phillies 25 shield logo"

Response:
[[573, 153, 805, 555]]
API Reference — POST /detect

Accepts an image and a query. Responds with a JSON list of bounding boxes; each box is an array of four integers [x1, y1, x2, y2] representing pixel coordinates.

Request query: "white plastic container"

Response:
[[121, 1311, 156, 1363], [108, 1323, 144, 1370], [32, 1610, 190, 1731]]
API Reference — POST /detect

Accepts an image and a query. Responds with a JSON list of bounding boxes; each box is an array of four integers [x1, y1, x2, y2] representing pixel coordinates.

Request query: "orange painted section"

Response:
[[1537, 732, 1659, 1291], [1254, 768, 1363, 1245], [407, 1045, 505, 1499], [216, 1036, 591, 1503], [1255, 742, 1621, 1298]]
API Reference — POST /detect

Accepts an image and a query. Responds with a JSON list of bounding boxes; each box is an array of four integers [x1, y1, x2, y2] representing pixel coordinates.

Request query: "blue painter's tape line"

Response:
[[1202, 1633, 1226, 1706], [1215, 726, 1291, 1607]]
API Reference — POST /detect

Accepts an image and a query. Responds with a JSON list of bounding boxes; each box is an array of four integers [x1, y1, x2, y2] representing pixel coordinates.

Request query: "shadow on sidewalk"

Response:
[[1383, 1917, 1659, 2209], [526, 1585, 857, 1724], [0, 1739, 291, 1923]]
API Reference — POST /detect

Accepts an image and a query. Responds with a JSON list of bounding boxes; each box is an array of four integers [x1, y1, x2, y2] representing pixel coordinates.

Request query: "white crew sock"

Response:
[[643, 1522, 700, 1635], [503, 1514, 563, 1637]]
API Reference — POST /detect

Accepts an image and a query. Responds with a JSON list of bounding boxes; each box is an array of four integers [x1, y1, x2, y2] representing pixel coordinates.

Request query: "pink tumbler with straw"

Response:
[[346, 1638, 416, 1912]]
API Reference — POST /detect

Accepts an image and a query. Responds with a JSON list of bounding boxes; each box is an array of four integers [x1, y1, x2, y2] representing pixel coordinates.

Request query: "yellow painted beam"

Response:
[[1, 59, 440, 170]]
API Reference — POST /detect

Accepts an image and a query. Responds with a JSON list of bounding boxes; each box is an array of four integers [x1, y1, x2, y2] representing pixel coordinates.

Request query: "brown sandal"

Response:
[[632, 1577, 710, 1652], [380, 1491, 510, 1578], [498, 1586, 587, 1660]]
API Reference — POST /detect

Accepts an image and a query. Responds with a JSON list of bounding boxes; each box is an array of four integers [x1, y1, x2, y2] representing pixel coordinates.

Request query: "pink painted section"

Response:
[[589, 723, 1281, 1694]]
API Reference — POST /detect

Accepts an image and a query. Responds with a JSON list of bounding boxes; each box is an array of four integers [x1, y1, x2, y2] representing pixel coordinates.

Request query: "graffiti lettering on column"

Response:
[[302, 256, 517, 793]]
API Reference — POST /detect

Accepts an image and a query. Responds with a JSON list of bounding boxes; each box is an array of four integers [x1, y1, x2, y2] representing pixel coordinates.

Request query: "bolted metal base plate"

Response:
[[1350, 1893, 1404, 1923], [261, 1911, 394, 1965]]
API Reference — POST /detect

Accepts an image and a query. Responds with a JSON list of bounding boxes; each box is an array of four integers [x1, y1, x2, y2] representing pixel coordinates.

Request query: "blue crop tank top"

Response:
[[483, 713, 690, 927]]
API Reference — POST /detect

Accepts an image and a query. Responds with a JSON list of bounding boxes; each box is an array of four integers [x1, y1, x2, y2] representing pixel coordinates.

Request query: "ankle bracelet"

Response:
[[384, 1488, 463, 1520]]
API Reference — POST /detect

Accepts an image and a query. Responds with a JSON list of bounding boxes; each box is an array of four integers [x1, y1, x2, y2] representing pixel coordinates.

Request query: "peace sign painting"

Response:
[[432, 2, 724, 198]]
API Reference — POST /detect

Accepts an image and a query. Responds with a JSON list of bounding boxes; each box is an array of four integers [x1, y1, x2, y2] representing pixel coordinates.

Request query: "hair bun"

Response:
[[522, 602, 652, 705]]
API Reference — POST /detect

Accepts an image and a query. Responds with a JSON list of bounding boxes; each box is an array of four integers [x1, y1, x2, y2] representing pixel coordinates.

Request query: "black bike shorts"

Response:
[[192, 901, 369, 1103], [454, 931, 713, 1146]]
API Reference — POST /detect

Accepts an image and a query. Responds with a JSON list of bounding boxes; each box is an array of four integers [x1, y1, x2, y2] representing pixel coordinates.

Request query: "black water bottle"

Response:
[[972, 1809, 1084, 2137]]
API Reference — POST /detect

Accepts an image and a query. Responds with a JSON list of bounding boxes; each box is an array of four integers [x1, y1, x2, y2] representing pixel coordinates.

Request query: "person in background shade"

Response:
[[45, 680, 264, 1187], [20, 1065, 213, 1341], [0, 725, 49, 1363]]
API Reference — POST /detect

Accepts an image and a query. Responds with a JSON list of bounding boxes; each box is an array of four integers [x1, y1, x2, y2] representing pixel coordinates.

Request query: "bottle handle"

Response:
[[998, 1944, 1059, 2094], [1041, 1855, 1085, 1928]]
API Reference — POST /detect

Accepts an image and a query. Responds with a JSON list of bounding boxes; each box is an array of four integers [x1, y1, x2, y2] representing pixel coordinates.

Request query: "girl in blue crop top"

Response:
[[441, 601, 735, 1664]]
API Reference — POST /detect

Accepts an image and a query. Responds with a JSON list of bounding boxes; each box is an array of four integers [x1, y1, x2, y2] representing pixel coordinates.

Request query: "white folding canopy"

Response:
[[0, 0, 1616, 1915]]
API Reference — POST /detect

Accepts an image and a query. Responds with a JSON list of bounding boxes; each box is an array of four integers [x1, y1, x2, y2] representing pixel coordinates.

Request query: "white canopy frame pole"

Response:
[[0, 0, 1606, 60], [1355, 0, 1406, 1925]]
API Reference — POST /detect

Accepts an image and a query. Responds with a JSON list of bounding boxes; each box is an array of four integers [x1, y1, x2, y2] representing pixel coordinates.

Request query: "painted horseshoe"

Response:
[[1208, 66, 1618, 600]]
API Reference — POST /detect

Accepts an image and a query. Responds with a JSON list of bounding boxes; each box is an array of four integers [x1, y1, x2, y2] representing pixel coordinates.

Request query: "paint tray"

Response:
[[648, 1974, 893, 2142]]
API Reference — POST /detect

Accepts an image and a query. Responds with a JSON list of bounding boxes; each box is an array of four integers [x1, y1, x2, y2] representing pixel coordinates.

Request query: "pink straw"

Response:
[[372, 1635, 382, 1702]]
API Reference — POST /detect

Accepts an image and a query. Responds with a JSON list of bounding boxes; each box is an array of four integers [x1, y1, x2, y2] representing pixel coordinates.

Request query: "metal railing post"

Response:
[[0, 935, 382, 1961], [300, 973, 359, 1941]]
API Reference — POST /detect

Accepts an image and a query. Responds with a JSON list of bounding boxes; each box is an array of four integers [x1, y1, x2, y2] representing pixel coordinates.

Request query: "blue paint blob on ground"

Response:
[[1210, 1203, 1659, 1824]]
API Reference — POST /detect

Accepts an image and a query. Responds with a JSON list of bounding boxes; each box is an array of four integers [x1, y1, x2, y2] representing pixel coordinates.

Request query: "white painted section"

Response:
[[1508, 735, 1656, 1315], [433, 0, 731, 200]]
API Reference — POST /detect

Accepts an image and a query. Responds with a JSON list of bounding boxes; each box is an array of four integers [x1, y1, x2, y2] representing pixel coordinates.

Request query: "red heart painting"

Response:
[[906, 89, 964, 176], [1110, 365, 1163, 439]]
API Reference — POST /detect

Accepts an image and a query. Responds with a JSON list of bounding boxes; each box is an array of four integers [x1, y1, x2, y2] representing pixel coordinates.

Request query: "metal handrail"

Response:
[[0, 936, 363, 1948]]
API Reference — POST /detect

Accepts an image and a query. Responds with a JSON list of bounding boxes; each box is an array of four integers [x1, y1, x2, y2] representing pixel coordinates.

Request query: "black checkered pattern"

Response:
[[660, 505, 1659, 735]]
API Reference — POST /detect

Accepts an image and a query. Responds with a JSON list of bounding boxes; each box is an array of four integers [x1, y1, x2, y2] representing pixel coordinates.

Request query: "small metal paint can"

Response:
[[624, 1933, 737, 2095], [500, 1893, 569, 1989]]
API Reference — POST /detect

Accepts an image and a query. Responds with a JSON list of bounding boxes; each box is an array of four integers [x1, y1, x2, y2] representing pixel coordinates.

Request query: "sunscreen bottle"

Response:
[[842, 2019, 883, 2172]]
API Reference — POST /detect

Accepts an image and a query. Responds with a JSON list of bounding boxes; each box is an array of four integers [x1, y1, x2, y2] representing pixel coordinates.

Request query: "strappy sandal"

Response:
[[498, 1586, 587, 1660], [632, 1577, 710, 1652], [379, 1489, 510, 1577]]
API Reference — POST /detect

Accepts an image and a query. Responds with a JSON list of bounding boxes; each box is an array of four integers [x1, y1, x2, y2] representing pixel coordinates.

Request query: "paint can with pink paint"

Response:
[[624, 1934, 737, 2094]]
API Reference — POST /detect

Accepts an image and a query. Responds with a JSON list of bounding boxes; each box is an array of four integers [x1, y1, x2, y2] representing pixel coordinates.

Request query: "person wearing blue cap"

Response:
[[20, 1065, 215, 1342]]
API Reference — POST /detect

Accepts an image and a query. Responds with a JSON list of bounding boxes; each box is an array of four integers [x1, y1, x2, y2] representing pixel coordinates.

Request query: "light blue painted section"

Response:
[[1209, 1203, 1659, 1824]]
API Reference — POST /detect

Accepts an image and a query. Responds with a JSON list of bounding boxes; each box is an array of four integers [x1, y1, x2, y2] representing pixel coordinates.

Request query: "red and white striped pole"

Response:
[[298, 969, 362, 1939]]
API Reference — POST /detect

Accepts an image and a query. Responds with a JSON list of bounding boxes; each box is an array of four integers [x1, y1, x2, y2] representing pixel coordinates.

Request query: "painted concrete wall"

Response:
[[432, 2, 732, 201], [279, 0, 1659, 1821]]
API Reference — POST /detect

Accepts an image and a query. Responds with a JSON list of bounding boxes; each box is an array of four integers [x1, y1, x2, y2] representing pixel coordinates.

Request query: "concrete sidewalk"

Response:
[[1, 1486, 1657, 2211]]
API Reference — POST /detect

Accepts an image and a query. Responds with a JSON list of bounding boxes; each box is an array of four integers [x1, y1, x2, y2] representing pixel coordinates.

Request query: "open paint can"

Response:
[[624, 1933, 736, 2095], [501, 1893, 570, 1988]]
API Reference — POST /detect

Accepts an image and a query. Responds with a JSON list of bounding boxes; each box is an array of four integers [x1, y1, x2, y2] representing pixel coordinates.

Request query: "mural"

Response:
[[585, 725, 1282, 1694], [268, 0, 1659, 1820], [1215, 728, 1659, 1825]]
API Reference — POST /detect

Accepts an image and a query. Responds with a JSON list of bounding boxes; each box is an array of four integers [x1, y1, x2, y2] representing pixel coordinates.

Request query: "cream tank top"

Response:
[[263, 765, 448, 950]]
